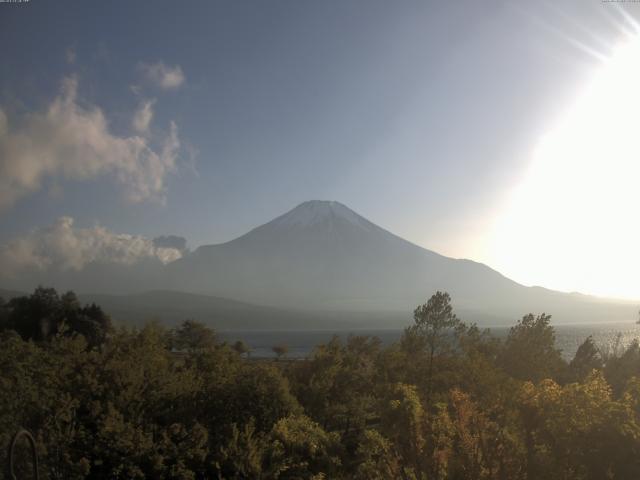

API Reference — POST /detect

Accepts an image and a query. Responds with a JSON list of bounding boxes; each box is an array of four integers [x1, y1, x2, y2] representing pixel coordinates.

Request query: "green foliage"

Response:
[[402, 291, 465, 403], [4, 288, 640, 479], [352, 429, 401, 480], [1, 287, 112, 347], [379, 383, 426, 477], [499, 313, 565, 383], [568, 335, 604, 383], [170, 319, 217, 353], [605, 339, 640, 396], [232, 339, 251, 357], [213, 421, 265, 479], [516, 371, 640, 479], [263, 415, 342, 479], [288, 335, 380, 434], [209, 362, 301, 434], [405, 291, 461, 361]]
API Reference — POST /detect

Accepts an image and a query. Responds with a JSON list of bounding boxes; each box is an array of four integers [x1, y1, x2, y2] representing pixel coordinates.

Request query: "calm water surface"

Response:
[[219, 322, 640, 360]]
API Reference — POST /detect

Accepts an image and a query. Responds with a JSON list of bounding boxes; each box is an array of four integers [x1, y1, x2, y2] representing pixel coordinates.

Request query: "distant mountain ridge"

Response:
[[0, 288, 408, 329], [167, 201, 504, 308], [2, 201, 637, 326], [164, 200, 636, 324]]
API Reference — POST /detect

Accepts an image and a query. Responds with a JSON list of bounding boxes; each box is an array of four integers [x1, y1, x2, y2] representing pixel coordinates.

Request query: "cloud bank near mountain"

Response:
[[0, 76, 180, 210], [0, 216, 183, 280]]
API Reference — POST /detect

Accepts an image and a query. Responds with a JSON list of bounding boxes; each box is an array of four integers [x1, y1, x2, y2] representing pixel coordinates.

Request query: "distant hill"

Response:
[[0, 288, 408, 330]]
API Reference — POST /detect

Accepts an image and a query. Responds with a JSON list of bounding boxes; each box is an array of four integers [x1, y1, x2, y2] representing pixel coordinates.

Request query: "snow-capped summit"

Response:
[[7, 198, 632, 326], [167, 199, 519, 314], [160, 200, 637, 325], [271, 200, 374, 231]]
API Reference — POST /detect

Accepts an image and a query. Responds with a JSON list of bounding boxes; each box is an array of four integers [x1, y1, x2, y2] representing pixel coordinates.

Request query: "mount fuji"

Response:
[[163, 200, 635, 325], [2, 200, 635, 327]]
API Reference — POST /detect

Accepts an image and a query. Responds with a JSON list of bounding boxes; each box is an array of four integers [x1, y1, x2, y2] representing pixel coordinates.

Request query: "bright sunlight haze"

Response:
[[487, 32, 640, 300]]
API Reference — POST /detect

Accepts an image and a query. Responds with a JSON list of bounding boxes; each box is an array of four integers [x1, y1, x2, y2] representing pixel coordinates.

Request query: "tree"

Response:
[[233, 340, 251, 358], [498, 313, 565, 383], [5, 286, 61, 341], [6, 285, 640, 480], [272, 344, 289, 361], [212, 420, 265, 479], [379, 383, 426, 477], [515, 371, 640, 479], [263, 415, 342, 479], [60, 292, 112, 348], [353, 429, 402, 480], [288, 335, 381, 434], [604, 339, 640, 396], [443, 389, 515, 480], [200, 362, 301, 438], [404, 291, 462, 401], [568, 336, 603, 383], [2, 287, 111, 347], [171, 319, 217, 353]]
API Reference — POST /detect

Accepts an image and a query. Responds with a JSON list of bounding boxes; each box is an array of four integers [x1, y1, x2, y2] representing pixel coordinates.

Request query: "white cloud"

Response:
[[65, 46, 76, 64], [0, 216, 184, 277], [140, 62, 185, 89], [132, 99, 155, 133], [0, 76, 180, 210]]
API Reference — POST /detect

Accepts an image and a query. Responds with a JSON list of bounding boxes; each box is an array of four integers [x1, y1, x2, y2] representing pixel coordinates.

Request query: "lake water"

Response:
[[218, 322, 640, 360]]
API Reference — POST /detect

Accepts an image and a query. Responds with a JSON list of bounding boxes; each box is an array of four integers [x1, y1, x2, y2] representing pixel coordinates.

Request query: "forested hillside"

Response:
[[2, 288, 640, 479]]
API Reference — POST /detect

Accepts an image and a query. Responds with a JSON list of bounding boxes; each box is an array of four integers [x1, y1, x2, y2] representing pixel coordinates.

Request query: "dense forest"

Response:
[[2, 288, 640, 479]]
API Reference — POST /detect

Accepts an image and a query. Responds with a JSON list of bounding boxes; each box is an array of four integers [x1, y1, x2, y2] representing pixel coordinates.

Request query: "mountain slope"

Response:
[[166, 201, 636, 324], [1, 288, 406, 329], [78, 290, 391, 329], [3, 201, 635, 326]]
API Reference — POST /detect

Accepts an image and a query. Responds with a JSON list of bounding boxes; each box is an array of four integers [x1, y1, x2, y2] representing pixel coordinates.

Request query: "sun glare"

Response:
[[487, 33, 640, 300]]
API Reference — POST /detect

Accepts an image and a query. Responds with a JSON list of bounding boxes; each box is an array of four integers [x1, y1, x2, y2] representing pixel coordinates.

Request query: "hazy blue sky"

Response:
[[2, 1, 640, 298]]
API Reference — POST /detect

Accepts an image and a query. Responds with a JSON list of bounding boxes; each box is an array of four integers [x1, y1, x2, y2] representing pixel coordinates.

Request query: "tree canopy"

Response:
[[2, 288, 640, 479]]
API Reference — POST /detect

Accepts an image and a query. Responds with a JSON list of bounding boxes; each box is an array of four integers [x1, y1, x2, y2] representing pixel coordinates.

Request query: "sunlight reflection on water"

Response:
[[219, 322, 640, 360]]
